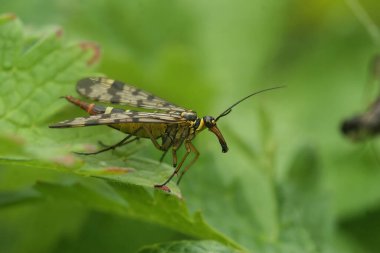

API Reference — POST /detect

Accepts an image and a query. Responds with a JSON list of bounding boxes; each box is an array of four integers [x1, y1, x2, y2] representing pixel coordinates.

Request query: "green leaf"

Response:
[[0, 16, 97, 130], [0, 188, 40, 207], [2, 0, 380, 251], [0, 14, 244, 252], [136, 240, 241, 253], [0, 158, 243, 251], [275, 146, 332, 252], [339, 206, 380, 253]]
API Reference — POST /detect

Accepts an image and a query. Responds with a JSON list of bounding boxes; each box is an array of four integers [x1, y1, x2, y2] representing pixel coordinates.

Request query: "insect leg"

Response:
[[170, 137, 185, 167], [154, 141, 192, 187], [98, 139, 119, 148], [172, 149, 178, 167], [98, 137, 140, 148], [159, 150, 169, 163], [159, 149, 177, 167], [176, 143, 199, 185], [159, 125, 177, 166], [143, 125, 180, 167], [143, 125, 166, 151], [170, 127, 187, 168], [74, 134, 138, 155], [75, 127, 142, 155]]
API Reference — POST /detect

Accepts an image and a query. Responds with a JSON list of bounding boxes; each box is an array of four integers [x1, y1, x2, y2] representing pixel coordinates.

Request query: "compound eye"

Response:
[[203, 116, 215, 128]]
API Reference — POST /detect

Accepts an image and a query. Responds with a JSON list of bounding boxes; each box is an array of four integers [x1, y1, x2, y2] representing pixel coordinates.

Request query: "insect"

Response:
[[341, 55, 380, 141], [50, 77, 283, 188]]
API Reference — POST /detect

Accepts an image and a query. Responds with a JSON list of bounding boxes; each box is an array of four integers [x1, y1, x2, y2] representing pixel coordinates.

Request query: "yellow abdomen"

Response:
[[110, 123, 169, 139]]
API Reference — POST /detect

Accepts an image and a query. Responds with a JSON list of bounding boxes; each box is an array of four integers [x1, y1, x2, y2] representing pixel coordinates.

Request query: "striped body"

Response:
[[64, 96, 200, 151], [49, 76, 240, 187]]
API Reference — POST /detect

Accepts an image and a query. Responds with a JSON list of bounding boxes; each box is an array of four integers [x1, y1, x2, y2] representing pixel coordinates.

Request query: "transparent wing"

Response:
[[76, 77, 188, 112]]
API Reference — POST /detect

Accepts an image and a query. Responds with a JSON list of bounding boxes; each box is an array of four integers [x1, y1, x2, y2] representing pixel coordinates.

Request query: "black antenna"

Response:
[[215, 86, 285, 121]]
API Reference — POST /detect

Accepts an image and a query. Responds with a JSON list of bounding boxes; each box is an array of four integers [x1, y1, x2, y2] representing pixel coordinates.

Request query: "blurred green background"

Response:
[[1, 0, 380, 252]]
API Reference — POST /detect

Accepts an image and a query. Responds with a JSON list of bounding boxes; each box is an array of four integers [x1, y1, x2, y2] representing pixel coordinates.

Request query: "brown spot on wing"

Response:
[[111, 80, 124, 90], [132, 89, 141, 95], [76, 77, 189, 112], [77, 78, 94, 95]]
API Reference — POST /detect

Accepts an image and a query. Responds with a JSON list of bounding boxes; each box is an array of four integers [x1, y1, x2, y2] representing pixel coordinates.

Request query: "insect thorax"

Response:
[[112, 116, 201, 152]]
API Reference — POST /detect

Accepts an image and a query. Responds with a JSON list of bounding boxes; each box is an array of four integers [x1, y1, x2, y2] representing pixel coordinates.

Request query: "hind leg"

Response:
[[75, 134, 139, 155]]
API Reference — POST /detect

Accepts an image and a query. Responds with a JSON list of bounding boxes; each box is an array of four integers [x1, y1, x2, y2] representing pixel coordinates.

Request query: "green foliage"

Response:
[[136, 240, 240, 253], [1, 0, 380, 252], [0, 13, 240, 253]]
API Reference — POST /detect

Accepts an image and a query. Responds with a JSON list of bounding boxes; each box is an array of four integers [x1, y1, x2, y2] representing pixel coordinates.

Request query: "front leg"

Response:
[[144, 125, 178, 168], [171, 148, 178, 167], [154, 141, 192, 188], [176, 142, 199, 185]]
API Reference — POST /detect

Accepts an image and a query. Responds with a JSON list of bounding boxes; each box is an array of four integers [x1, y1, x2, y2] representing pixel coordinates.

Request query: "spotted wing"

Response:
[[76, 77, 188, 112], [49, 111, 187, 128]]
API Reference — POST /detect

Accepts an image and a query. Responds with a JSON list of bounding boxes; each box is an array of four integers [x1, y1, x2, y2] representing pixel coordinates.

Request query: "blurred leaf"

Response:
[[275, 146, 333, 252], [136, 240, 241, 253], [339, 206, 380, 253], [52, 211, 187, 253], [0, 192, 87, 253], [0, 188, 40, 207], [0, 158, 243, 250]]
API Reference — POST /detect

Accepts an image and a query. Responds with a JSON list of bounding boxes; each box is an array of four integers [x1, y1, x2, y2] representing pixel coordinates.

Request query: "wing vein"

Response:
[[76, 77, 188, 112]]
